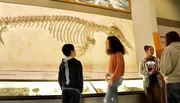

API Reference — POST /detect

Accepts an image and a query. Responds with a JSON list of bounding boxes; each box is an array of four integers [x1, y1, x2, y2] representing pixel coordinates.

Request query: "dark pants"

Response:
[[145, 81, 163, 103], [166, 83, 180, 103], [62, 88, 82, 103]]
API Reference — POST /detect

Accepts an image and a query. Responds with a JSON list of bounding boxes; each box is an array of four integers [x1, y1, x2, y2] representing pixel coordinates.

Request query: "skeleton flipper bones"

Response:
[[0, 15, 133, 56]]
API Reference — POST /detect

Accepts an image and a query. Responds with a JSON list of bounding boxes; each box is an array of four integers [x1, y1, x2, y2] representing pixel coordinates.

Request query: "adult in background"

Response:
[[58, 44, 83, 103], [160, 31, 180, 103]]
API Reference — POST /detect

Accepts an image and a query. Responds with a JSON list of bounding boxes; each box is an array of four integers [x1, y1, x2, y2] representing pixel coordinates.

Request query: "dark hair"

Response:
[[62, 44, 74, 57], [106, 36, 126, 55], [166, 31, 180, 46], [144, 45, 153, 51]]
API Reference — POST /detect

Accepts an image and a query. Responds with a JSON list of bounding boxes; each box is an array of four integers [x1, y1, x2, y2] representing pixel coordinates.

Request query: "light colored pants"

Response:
[[104, 76, 123, 103]]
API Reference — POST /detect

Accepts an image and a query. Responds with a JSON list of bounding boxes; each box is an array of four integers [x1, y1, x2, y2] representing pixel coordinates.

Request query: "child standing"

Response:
[[58, 44, 83, 103], [104, 36, 125, 103], [139, 45, 162, 103]]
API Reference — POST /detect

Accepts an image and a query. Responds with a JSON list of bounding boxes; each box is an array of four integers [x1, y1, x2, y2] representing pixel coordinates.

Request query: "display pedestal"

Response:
[[0, 93, 146, 103]]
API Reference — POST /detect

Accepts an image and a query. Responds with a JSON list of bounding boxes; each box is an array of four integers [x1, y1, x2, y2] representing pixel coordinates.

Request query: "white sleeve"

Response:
[[139, 60, 149, 77]]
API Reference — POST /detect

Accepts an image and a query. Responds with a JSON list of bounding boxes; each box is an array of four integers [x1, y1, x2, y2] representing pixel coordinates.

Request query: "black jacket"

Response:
[[58, 57, 83, 93]]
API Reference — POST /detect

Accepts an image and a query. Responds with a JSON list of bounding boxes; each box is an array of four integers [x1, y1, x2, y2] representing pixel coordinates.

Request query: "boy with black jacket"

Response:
[[58, 44, 83, 103]]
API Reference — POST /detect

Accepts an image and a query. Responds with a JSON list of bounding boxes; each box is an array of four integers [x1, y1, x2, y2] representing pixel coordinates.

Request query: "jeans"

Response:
[[104, 76, 123, 103], [62, 88, 82, 103], [166, 83, 180, 103]]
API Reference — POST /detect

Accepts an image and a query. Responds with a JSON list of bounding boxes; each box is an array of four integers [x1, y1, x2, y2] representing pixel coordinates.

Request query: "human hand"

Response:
[[108, 80, 113, 87], [149, 71, 153, 75], [151, 68, 158, 74], [105, 73, 110, 82]]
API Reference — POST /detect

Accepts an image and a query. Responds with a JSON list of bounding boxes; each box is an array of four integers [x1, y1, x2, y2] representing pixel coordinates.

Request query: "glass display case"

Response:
[[90, 81, 108, 93], [91, 79, 143, 93], [82, 82, 96, 94], [119, 79, 143, 92], [0, 81, 96, 96], [0, 82, 61, 96], [0, 79, 143, 97]]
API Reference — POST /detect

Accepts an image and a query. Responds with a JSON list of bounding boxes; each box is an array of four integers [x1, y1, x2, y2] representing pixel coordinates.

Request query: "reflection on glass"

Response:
[[0, 81, 96, 96], [72, 0, 130, 10], [91, 81, 108, 93], [0, 82, 62, 96], [0, 80, 143, 96], [91, 79, 143, 93], [118, 80, 144, 92], [82, 82, 97, 94]]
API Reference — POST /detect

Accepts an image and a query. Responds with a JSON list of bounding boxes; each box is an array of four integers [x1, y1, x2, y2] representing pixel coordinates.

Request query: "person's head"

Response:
[[105, 36, 126, 55], [165, 31, 180, 46], [144, 45, 154, 57], [62, 44, 76, 57]]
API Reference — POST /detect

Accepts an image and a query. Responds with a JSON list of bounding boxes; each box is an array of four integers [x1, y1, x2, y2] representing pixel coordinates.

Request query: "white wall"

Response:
[[155, 0, 180, 21], [0, 0, 160, 70], [158, 25, 180, 36], [158, 25, 180, 47], [131, 0, 158, 63]]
